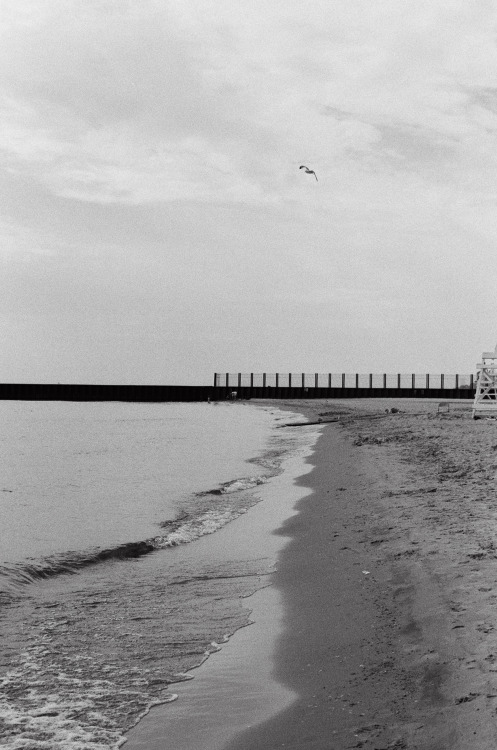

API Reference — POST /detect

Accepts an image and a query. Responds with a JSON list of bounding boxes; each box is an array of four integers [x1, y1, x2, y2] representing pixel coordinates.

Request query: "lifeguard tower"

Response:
[[472, 345, 497, 418]]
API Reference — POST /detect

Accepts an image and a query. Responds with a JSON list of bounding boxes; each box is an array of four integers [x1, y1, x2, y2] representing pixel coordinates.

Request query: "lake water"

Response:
[[0, 400, 317, 749]]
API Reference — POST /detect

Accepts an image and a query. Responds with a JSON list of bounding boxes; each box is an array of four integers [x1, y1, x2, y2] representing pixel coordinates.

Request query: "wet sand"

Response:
[[224, 398, 497, 750]]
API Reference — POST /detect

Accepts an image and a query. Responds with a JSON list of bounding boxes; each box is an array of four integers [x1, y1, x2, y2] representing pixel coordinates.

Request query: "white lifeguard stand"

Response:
[[472, 345, 497, 418]]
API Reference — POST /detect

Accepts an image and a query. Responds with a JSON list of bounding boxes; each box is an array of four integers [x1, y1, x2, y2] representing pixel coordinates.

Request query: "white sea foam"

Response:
[[155, 509, 243, 548], [0, 642, 181, 750], [171, 672, 195, 682], [218, 476, 268, 493]]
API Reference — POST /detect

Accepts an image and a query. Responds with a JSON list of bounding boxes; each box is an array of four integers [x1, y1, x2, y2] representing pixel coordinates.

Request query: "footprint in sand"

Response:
[[476, 622, 494, 634], [455, 692, 481, 704]]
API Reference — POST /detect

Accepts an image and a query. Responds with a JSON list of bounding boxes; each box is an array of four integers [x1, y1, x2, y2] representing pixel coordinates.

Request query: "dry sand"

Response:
[[225, 398, 497, 750]]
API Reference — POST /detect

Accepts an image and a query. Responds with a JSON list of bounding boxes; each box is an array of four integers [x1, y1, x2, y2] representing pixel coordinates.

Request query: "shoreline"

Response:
[[225, 398, 497, 749], [123, 413, 322, 750], [127, 396, 497, 750], [225, 406, 398, 750]]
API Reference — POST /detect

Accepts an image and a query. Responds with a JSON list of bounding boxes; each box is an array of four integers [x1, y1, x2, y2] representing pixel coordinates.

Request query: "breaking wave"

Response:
[[197, 475, 268, 496], [0, 474, 270, 597]]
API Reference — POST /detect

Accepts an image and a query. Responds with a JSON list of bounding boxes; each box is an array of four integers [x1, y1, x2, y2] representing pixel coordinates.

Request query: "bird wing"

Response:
[[299, 165, 318, 180]]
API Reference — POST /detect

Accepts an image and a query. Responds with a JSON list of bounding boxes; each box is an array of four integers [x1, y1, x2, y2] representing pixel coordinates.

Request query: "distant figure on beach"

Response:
[[299, 165, 318, 181]]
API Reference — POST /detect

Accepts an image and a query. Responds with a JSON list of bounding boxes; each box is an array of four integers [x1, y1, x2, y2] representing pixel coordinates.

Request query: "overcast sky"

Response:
[[1, 0, 497, 384]]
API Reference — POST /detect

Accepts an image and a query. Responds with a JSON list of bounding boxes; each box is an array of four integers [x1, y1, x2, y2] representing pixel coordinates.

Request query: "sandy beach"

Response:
[[223, 397, 497, 750], [124, 396, 497, 750]]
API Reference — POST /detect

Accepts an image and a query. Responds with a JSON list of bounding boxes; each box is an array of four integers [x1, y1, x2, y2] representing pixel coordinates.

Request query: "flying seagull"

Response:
[[299, 165, 318, 181]]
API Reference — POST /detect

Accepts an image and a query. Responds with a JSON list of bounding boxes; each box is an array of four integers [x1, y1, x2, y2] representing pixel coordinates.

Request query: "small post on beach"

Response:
[[397, 373, 401, 389], [441, 374, 444, 390], [263, 373, 267, 388], [213, 373, 217, 387], [315, 373, 319, 388], [369, 373, 373, 388], [383, 373, 387, 388], [426, 374, 430, 389], [250, 373, 254, 389], [302, 373, 305, 388], [289, 373, 292, 387], [276, 373, 279, 388], [342, 373, 345, 388], [328, 373, 332, 388], [225, 372, 229, 388], [455, 374, 459, 389], [355, 373, 359, 388], [412, 373, 415, 389]]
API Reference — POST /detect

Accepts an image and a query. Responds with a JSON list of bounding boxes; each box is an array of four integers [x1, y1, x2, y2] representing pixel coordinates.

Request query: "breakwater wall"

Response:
[[0, 383, 211, 402], [212, 372, 476, 401], [212, 385, 474, 400], [0, 377, 476, 402]]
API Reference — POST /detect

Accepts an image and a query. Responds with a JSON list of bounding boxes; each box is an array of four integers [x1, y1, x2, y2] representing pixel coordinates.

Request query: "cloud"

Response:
[[0, 0, 280, 203], [0, 0, 497, 209], [2, 1, 497, 381]]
